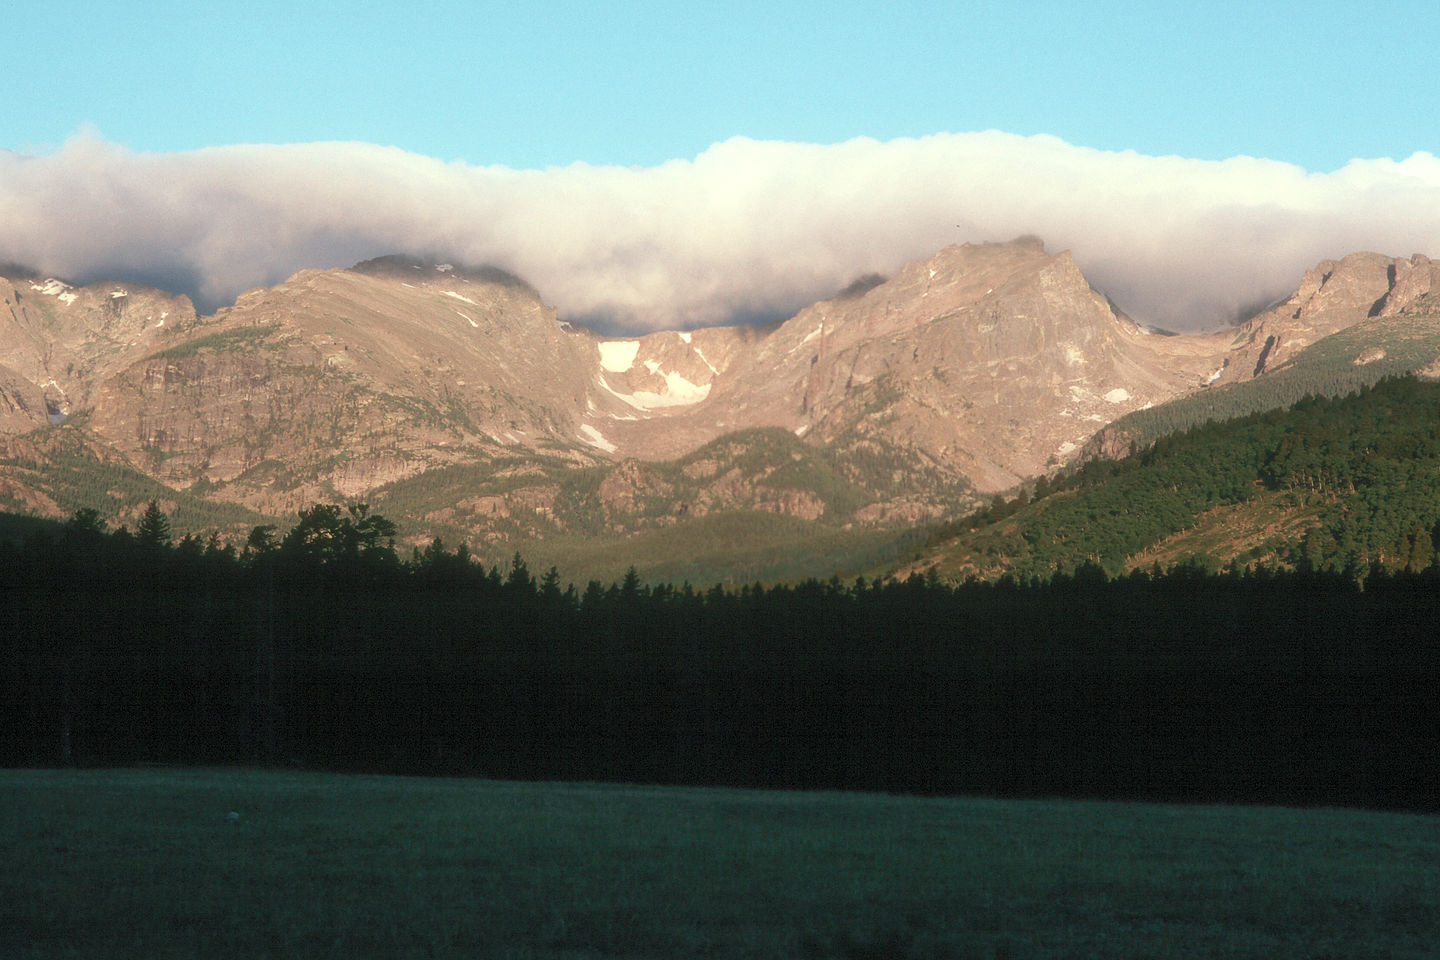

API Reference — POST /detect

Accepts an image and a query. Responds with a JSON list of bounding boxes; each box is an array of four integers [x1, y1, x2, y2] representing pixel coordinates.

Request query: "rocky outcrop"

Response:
[[598, 460, 675, 513], [1377, 254, 1440, 317], [0, 274, 197, 418], [1216, 252, 1440, 384], [0, 362, 48, 433]]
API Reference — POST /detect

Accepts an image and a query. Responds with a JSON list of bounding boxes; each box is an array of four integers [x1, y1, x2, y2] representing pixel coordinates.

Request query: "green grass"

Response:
[[2, 769, 1435, 959]]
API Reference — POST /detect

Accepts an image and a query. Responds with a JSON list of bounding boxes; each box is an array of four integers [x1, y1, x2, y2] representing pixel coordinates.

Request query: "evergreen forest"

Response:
[[930, 375, 1440, 580], [4, 472, 1437, 810]]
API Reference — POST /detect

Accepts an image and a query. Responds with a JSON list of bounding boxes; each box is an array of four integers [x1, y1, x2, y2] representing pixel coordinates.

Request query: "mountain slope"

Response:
[[1216, 251, 1440, 384], [3, 240, 1440, 581], [5, 238, 1222, 528], [79, 259, 612, 513], [0, 273, 198, 419], [0, 362, 48, 433], [601, 238, 1226, 491], [1086, 284, 1440, 458], [904, 375, 1440, 582]]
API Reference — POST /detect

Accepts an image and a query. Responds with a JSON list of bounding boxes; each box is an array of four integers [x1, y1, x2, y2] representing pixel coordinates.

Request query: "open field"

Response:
[[2, 768, 1436, 959]]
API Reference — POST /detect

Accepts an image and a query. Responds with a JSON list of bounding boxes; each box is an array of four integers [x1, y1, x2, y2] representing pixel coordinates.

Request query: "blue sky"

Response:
[[3, 1, 1438, 330], [12, 0, 1434, 171]]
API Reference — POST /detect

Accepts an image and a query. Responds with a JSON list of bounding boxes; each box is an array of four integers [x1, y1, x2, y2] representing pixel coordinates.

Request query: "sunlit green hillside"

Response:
[[1092, 306, 1440, 455], [916, 375, 1440, 581]]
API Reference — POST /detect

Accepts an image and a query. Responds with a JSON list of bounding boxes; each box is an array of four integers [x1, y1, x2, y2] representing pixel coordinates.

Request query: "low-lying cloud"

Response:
[[3, 131, 1439, 332]]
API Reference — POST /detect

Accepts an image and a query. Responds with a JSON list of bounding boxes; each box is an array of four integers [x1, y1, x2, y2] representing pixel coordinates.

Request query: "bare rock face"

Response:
[[2, 240, 1436, 537], [0, 362, 48, 432], [598, 459, 674, 513], [595, 239, 1223, 492], [1378, 255, 1440, 317], [1216, 252, 1440, 382], [83, 258, 607, 513], [0, 274, 198, 419]]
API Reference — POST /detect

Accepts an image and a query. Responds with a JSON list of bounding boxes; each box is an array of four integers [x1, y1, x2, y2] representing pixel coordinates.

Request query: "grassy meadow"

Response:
[[2, 768, 1436, 959]]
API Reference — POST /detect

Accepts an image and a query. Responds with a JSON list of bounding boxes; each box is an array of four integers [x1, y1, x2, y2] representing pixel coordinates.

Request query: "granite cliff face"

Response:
[[0, 273, 198, 422], [596, 239, 1225, 492], [2, 241, 1436, 541], [81, 258, 608, 513], [1218, 252, 1440, 383], [0, 362, 48, 433]]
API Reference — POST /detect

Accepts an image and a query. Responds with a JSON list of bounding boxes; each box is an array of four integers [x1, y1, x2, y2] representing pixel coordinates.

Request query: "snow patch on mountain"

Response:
[[692, 345, 719, 374], [579, 423, 617, 453], [30, 278, 78, 304], [598, 369, 711, 411], [598, 340, 640, 372], [644, 371, 710, 406]]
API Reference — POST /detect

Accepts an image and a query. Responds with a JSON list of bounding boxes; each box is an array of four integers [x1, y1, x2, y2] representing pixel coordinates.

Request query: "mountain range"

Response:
[[3, 238, 1438, 582]]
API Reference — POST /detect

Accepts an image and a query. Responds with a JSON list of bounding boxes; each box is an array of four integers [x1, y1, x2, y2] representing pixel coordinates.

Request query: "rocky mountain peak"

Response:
[[1377, 254, 1439, 317], [587, 236, 1219, 493], [4, 240, 1436, 546], [0, 271, 198, 419], [1218, 251, 1440, 381]]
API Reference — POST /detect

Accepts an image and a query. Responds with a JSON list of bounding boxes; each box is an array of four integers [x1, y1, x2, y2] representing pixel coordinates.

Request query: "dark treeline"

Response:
[[2, 502, 1437, 810]]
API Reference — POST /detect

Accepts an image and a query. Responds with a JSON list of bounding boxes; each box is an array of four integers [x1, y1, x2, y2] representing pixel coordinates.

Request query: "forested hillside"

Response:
[[368, 425, 955, 584], [0, 419, 936, 586], [1089, 306, 1440, 455], [921, 376, 1440, 580], [0, 420, 272, 539], [3, 499, 1436, 810]]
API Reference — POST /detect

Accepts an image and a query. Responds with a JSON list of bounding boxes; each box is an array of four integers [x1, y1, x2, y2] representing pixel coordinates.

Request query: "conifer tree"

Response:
[[136, 499, 171, 550], [63, 507, 105, 540]]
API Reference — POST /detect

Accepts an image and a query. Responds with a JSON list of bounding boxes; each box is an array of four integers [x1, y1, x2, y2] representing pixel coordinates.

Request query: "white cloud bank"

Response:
[[3, 131, 1439, 332]]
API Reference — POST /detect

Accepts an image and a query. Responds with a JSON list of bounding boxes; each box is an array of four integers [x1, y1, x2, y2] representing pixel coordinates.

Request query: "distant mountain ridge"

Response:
[[3, 239, 1439, 576]]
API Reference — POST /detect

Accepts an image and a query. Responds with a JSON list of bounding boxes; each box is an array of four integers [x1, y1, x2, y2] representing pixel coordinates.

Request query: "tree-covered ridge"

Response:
[[1090, 307, 1440, 455], [923, 375, 1440, 580], [0, 417, 941, 586], [365, 425, 963, 584], [0, 421, 274, 538], [374, 426, 973, 534]]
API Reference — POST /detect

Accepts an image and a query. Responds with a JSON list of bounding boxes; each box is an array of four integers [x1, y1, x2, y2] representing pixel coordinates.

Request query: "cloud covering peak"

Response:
[[3, 131, 1439, 332]]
